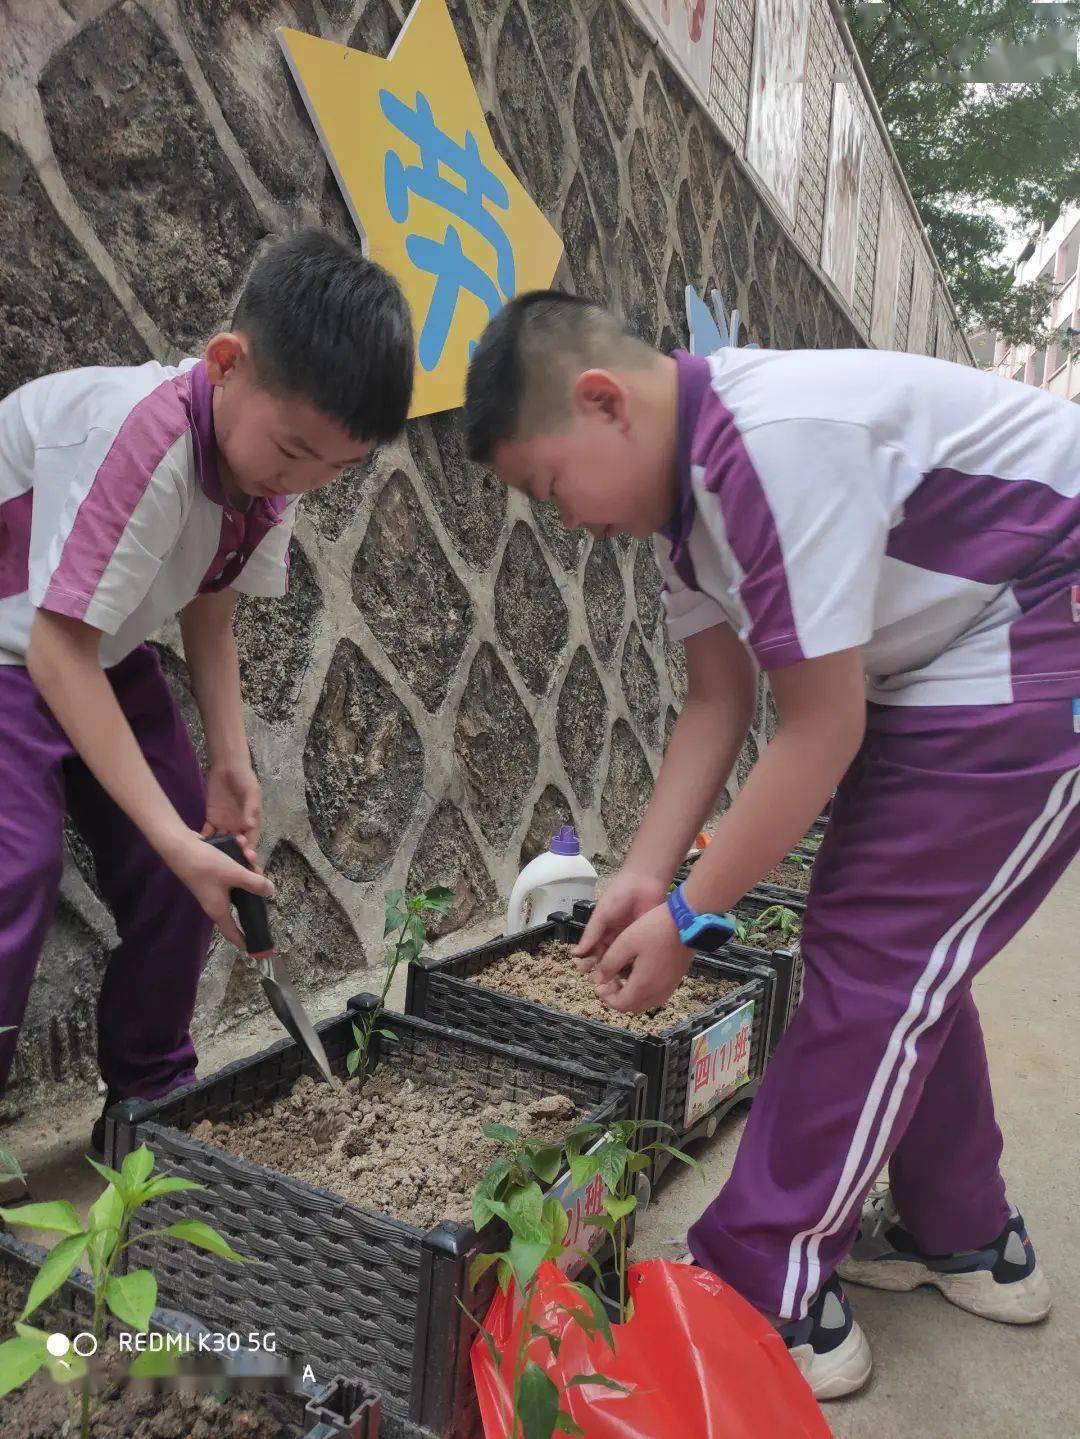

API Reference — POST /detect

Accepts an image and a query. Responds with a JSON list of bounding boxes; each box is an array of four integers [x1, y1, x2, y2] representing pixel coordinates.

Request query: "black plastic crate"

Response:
[[0, 1230, 377, 1437], [730, 889, 803, 1054], [102, 1004, 643, 1439], [405, 905, 773, 1190]]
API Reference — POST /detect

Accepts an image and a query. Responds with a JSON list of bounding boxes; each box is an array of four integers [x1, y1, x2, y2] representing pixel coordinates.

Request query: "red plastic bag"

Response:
[[473, 1259, 832, 1439]]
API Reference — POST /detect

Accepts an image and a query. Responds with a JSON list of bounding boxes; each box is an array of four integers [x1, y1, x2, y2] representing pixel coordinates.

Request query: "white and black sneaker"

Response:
[[778, 1273, 873, 1400], [840, 1189, 1051, 1325]]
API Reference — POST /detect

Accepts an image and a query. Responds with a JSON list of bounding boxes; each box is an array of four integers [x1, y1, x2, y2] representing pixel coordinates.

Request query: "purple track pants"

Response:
[[690, 698, 1080, 1319], [0, 644, 212, 1100]]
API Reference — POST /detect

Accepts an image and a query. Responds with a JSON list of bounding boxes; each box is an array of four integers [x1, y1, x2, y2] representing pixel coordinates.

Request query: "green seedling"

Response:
[[733, 904, 803, 948], [0, 1145, 251, 1439], [568, 1119, 703, 1324], [346, 886, 455, 1081], [468, 1126, 628, 1439]]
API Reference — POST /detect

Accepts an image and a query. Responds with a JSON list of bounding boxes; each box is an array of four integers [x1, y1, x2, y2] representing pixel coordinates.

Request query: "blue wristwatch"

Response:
[[666, 884, 735, 953]]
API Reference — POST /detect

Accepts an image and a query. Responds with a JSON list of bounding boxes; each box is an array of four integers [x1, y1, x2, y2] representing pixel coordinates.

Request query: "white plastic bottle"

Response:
[[506, 826, 598, 932]]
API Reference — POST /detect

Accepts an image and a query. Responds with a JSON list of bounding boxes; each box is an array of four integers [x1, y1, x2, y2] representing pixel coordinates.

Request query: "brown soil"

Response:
[[188, 1068, 579, 1231], [0, 1271, 295, 1438], [762, 860, 811, 892], [465, 940, 740, 1035]]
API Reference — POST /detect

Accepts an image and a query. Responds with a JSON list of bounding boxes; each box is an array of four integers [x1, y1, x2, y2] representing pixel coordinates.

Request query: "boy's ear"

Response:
[[574, 368, 628, 426], [204, 331, 251, 386]]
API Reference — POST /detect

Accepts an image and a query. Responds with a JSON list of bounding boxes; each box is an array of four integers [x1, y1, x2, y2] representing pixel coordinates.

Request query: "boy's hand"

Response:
[[168, 832, 274, 951], [575, 871, 669, 969], [203, 762, 263, 848], [588, 903, 693, 1014]]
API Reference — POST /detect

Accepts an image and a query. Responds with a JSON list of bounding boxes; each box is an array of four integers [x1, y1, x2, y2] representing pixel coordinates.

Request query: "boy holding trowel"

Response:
[[0, 229, 413, 1152], [463, 291, 1080, 1398]]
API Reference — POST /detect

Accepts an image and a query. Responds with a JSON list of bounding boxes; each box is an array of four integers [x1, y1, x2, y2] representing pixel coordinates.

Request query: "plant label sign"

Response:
[[685, 1001, 756, 1127], [549, 1163, 608, 1279]]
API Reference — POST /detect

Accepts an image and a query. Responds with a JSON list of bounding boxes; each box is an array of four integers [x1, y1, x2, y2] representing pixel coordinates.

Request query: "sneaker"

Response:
[[779, 1274, 872, 1400], [840, 1189, 1052, 1325]]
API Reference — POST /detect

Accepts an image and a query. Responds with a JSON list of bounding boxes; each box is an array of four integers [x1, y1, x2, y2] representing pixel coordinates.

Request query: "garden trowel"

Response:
[[204, 834, 333, 1083]]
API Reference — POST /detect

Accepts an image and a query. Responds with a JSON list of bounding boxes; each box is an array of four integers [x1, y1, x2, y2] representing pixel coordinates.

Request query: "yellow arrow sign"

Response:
[[279, 0, 564, 418]]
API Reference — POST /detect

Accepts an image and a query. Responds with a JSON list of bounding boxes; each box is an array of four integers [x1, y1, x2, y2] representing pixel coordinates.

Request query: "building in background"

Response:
[[990, 207, 1080, 402]]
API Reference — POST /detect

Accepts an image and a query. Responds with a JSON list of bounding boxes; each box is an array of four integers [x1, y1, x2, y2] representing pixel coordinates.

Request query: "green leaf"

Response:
[[625, 1152, 652, 1174], [407, 913, 427, 947], [554, 1415, 585, 1436], [541, 1196, 569, 1246], [482, 1123, 519, 1146], [597, 1143, 630, 1194], [518, 1360, 560, 1439], [424, 884, 456, 903], [506, 1181, 545, 1238], [86, 1157, 126, 1191], [105, 1269, 157, 1331], [602, 1194, 637, 1223], [162, 1220, 250, 1264], [0, 1200, 83, 1236], [377, 1027, 399, 1042], [468, 1250, 504, 1288], [569, 1152, 601, 1190], [87, 1182, 125, 1265], [132, 1175, 205, 1206], [566, 1372, 630, 1393], [654, 1144, 706, 1181], [0, 1335, 47, 1399], [527, 1144, 564, 1186], [581, 1213, 616, 1236], [570, 1281, 616, 1351], [120, 1145, 155, 1191], [20, 1232, 90, 1320], [529, 1324, 562, 1359], [346, 1048, 361, 1076], [383, 889, 404, 927], [509, 1234, 550, 1289], [127, 1347, 181, 1379]]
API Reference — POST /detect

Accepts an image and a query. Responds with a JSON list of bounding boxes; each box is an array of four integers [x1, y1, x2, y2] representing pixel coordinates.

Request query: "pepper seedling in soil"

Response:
[[0, 1144, 251, 1438], [467, 1126, 628, 1439], [346, 886, 455, 1081], [568, 1120, 704, 1323], [733, 904, 802, 949]]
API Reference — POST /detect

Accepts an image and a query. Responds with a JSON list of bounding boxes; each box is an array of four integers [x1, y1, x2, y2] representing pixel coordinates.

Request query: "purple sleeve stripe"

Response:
[[42, 374, 190, 616], [0, 489, 33, 601], [698, 396, 805, 665]]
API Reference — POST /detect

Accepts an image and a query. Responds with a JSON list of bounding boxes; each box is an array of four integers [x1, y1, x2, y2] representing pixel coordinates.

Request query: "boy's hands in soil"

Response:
[[169, 831, 273, 951], [584, 902, 693, 1015], [202, 761, 263, 849], [575, 871, 668, 970]]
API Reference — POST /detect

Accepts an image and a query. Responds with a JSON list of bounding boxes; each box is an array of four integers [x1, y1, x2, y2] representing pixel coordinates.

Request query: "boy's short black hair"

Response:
[[233, 228, 413, 443], [464, 290, 655, 463]]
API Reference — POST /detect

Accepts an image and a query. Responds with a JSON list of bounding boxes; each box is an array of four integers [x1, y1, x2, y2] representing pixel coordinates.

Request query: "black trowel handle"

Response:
[[203, 833, 274, 957]]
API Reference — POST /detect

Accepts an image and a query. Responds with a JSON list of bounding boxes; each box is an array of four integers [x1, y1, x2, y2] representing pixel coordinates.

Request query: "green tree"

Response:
[[844, 1, 1080, 346]]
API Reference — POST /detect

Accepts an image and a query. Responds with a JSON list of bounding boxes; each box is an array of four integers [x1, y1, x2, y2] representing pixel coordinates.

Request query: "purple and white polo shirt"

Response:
[[656, 348, 1080, 707], [0, 358, 296, 667]]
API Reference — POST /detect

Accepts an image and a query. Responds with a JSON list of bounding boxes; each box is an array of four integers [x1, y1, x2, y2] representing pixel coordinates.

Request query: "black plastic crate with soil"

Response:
[[732, 887, 805, 1051], [673, 856, 805, 1055], [99, 1002, 643, 1439], [0, 1230, 379, 1438], [405, 904, 774, 1191]]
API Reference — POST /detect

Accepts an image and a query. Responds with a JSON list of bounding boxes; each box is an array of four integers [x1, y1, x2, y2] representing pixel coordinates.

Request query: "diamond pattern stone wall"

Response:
[[2, 0, 862, 1099]]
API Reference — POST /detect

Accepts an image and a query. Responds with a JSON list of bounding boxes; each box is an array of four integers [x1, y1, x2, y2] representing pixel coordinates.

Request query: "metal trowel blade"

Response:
[[260, 972, 333, 1084]]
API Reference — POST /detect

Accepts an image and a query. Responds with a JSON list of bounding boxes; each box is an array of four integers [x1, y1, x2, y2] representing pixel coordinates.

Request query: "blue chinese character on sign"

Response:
[[380, 88, 516, 372]]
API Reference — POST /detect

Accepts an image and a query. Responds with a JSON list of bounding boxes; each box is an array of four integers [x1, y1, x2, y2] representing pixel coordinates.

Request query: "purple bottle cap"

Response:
[[549, 825, 581, 856]]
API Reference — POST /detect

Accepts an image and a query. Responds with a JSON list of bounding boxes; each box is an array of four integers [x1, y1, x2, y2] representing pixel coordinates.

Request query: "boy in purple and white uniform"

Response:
[[0, 229, 412, 1145], [463, 292, 1079, 1398]]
